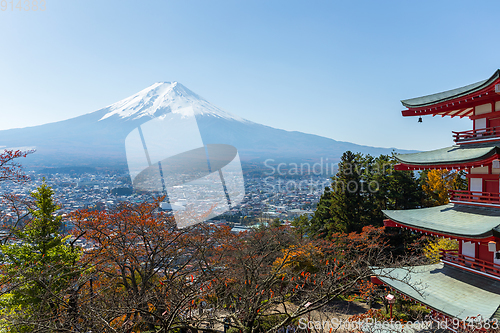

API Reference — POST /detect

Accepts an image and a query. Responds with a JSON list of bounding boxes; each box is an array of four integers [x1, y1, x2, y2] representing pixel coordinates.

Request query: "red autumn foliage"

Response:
[[0, 149, 33, 183]]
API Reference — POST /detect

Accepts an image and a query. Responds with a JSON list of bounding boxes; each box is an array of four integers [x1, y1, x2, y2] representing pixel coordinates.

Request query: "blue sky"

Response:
[[1, 0, 499, 151]]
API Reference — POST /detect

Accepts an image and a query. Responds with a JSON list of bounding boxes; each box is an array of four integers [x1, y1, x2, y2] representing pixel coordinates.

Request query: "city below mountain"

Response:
[[0, 82, 413, 175]]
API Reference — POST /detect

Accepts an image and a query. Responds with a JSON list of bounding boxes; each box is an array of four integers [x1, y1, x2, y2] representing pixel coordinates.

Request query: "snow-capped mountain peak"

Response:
[[98, 82, 245, 122]]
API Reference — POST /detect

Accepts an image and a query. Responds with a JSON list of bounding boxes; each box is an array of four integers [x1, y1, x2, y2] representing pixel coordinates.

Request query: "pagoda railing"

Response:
[[440, 249, 500, 278], [453, 125, 500, 143], [449, 190, 500, 205]]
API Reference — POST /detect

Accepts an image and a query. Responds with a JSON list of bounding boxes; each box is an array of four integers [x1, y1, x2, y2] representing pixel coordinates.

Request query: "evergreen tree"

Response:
[[329, 151, 368, 233], [0, 182, 80, 332], [370, 154, 423, 212], [309, 151, 367, 235], [307, 186, 334, 236], [307, 152, 424, 238], [290, 214, 311, 239]]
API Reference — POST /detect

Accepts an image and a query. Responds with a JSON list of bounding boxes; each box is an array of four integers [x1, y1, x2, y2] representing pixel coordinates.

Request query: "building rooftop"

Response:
[[373, 263, 500, 321], [394, 144, 500, 169], [402, 69, 500, 109], [383, 204, 500, 239]]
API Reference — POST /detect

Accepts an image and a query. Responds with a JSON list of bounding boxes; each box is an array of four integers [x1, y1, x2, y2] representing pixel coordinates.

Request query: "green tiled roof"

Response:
[[373, 263, 500, 320], [402, 70, 500, 108], [395, 145, 499, 166], [383, 204, 500, 238]]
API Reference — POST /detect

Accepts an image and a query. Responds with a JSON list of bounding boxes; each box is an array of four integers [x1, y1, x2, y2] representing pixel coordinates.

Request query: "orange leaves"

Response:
[[272, 243, 323, 275], [324, 226, 387, 268], [356, 279, 377, 300], [67, 196, 212, 326], [423, 169, 456, 206]]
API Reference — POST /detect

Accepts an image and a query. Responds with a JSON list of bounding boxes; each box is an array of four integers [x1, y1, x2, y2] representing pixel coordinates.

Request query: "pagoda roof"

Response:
[[383, 204, 500, 240], [401, 69, 500, 118], [394, 144, 500, 169], [373, 263, 500, 321], [402, 70, 500, 108]]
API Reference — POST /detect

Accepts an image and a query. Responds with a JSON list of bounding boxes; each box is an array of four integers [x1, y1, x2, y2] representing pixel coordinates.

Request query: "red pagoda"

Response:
[[373, 70, 500, 326]]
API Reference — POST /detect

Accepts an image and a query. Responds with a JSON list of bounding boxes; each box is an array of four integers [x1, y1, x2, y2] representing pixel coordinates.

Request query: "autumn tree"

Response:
[[423, 237, 458, 263], [70, 197, 215, 332], [421, 169, 467, 206], [0, 149, 35, 242], [199, 224, 417, 333], [0, 149, 33, 184]]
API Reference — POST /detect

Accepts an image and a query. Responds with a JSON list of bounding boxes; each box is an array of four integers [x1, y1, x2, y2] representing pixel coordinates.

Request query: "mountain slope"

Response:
[[0, 82, 413, 170]]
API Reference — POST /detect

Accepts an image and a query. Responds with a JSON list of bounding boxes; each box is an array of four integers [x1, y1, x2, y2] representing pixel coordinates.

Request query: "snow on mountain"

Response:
[[0, 81, 416, 169], [99, 82, 246, 123]]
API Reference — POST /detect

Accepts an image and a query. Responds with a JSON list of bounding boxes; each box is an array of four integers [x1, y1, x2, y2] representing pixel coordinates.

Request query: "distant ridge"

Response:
[[0, 82, 415, 172]]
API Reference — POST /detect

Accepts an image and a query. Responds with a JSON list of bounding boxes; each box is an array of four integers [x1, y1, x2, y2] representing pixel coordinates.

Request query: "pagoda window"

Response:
[[474, 103, 492, 135], [462, 241, 475, 259], [475, 117, 487, 131], [469, 177, 483, 193]]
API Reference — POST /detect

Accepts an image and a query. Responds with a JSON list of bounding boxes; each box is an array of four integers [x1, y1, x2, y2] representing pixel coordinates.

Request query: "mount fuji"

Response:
[[0, 82, 412, 171]]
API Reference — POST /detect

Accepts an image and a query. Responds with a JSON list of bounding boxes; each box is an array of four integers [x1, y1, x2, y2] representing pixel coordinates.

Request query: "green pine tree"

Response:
[[308, 151, 367, 235], [307, 152, 425, 238], [0, 182, 80, 332], [370, 154, 423, 211]]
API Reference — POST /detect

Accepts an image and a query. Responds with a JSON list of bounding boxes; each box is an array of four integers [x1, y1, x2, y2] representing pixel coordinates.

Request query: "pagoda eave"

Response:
[[372, 263, 500, 322], [383, 219, 497, 243], [394, 145, 500, 170], [382, 204, 500, 240], [401, 69, 500, 118], [394, 154, 499, 170], [394, 163, 473, 171], [402, 106, 475, 118]]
